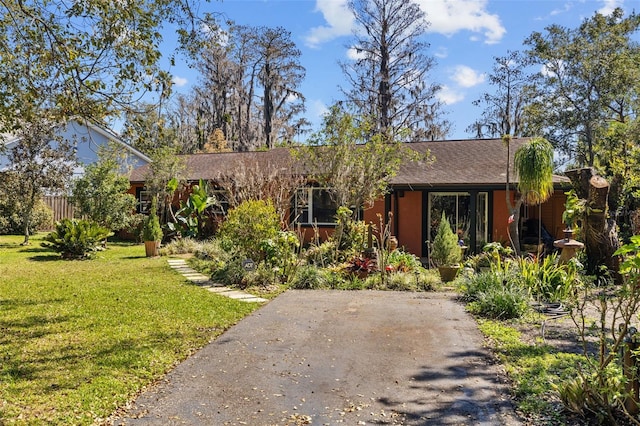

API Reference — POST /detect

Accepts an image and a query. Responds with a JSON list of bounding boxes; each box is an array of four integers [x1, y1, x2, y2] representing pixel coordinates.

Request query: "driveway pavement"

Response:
[[114, 290, 521, 425]]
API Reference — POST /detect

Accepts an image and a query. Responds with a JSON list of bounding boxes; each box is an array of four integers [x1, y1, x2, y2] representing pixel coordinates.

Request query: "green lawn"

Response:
[[0, 234, 260, 425]]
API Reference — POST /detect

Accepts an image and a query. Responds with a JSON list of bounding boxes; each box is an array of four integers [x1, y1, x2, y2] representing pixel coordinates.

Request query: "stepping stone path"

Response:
[[167, 258, 268, 303]]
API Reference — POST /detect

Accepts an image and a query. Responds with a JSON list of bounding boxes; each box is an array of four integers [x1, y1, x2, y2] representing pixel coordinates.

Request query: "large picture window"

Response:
[[294, 187, 339, 225], [428, 192, 488, 252]]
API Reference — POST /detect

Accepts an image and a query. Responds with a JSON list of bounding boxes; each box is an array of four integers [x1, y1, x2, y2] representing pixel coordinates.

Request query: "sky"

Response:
[[163, 0, 633, 141]]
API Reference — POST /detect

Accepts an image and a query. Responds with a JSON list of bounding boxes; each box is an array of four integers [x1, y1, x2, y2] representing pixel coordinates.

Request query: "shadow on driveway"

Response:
[[114, 290, 521, 425]]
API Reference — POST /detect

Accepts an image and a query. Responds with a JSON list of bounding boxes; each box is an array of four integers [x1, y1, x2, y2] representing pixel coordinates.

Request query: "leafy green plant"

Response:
[[168, 179, 217, 239], [290, 265, 329, 289], [431, 212, 462, 266], [516, 254, 579, 302], [160, 237, 203, 255], [42, 218, 113, 259], [387, 249, 422, 272], [142, 203, 163, 242], [217, 199, 280, 262], [467, 284, 529, 319]]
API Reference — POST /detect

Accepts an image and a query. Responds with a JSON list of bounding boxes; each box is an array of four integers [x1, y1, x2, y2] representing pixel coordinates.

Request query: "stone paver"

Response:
[[167, 258, 268, 303]]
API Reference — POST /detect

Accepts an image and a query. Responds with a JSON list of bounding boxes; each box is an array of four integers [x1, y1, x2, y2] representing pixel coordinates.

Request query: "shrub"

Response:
[[160, 237, 202, 255], [387, 249, 422, 272], [467, 284, 529, 319], [458, 269, 509, 302], [42, 219, 113, 259], [431, 212, 462, 266], [142, 199, 163, 242], [385, 272, 419, 291], [217, 200, 280, 262], [0, 199, 53, 235], [305, 240, 338, 267], [290, 265, 328, 289], [210, 257, 246, 286], [241, 263, 278, 288]]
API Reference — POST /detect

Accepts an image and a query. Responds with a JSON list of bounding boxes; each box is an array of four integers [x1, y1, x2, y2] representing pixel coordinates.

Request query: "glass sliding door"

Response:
[[428, 192, 488, 253]]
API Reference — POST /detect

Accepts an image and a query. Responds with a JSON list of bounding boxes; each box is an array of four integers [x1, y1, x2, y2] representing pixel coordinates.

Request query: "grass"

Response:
[[0, 234, 260, 425], [478, 319, 585, 425]]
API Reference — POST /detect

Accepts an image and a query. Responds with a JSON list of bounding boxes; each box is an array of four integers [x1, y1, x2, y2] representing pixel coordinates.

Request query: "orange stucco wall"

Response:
[[493, 189, 567, 247], [395, 191, 423, 255]]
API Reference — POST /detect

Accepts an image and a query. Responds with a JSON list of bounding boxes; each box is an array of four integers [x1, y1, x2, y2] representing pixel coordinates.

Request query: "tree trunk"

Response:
[[565, 168, 620, 277]]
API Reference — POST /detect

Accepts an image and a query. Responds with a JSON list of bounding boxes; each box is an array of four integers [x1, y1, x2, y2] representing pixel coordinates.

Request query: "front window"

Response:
[[294, 187, 340, 225], [137, 189, 152, 214]]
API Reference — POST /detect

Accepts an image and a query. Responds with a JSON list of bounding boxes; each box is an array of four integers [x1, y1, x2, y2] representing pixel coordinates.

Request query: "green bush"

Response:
[[210, 257, 246, 286], [42, 219, 113, 259], [458, 270, 507, 302], [0, 199, 53, 235], [241, 263, 278, 289], [217, 200, 280, 262], [142, 205, 163, 242], [290, 265, 328, 289], [305, 240, 338, 267], [431, 212, 462, 266], [467, 284, 529, 319], [387, 249, 422, 272]]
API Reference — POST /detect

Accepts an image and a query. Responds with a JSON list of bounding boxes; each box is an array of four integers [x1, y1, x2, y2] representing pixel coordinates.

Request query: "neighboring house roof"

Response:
[[129, 138, 570, 187], [0, 118, 151, 174]]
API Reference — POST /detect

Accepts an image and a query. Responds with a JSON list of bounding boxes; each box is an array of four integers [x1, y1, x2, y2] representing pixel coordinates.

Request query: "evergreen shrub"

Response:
[[42, 219, 112, 259]]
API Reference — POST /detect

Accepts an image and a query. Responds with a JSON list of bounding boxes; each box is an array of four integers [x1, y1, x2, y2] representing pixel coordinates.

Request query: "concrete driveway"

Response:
[[114, 290, 521, 425]]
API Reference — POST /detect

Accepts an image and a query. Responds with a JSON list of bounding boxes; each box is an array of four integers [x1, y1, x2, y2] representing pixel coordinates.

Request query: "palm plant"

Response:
[[505, 136, 555, 255]]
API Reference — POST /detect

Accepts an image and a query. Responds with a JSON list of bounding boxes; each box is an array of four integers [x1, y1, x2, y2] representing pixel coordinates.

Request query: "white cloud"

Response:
[[598, 0, 623, 15], [451, 65, 485, 88], [434, 46, 448, 59], [172, 76, 188, 87], [346, 46, 367, 60], [415, 0, 506, 44], [310, 99, 329, 124], [305, 0, 354, 48], [437, 85, 464, 105]]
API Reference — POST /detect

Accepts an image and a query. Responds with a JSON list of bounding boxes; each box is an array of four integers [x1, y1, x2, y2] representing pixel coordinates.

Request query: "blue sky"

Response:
[[164, 0, 632, 140]]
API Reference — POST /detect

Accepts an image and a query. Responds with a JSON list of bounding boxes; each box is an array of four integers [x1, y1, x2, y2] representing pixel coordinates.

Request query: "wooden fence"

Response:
[[43, 195, 75, 228]]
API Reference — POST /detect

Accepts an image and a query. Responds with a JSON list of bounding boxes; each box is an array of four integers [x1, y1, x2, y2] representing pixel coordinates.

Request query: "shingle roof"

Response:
[[391, 138, 569, 187], [129, 138, 570, 187]]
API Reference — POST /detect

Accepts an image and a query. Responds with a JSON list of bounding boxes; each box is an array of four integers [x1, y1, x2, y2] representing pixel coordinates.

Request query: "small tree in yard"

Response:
[[296, 105, 432, 218], [3, 120, 76, 245], [71, 146, 137, 231]]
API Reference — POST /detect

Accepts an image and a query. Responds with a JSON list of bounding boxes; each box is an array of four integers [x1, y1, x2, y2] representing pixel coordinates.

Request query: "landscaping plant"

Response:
[[42, 218, 113, 259], [557, 235, 640, 423], [217, 199, 280, 263]]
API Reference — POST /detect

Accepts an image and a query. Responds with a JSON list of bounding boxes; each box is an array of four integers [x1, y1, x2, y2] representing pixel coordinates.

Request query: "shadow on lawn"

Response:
[[374, 349, 519, 425]]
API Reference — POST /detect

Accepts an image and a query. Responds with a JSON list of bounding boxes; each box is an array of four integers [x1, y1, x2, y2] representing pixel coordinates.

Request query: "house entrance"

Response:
[[428, 192, 488, 253]]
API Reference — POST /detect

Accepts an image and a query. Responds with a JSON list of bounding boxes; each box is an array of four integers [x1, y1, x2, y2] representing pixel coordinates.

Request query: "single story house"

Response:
[[129, 137, 570, 260]]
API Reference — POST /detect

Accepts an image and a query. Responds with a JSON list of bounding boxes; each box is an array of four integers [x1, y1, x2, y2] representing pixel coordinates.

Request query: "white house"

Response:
[[0, 118, 151, 176]]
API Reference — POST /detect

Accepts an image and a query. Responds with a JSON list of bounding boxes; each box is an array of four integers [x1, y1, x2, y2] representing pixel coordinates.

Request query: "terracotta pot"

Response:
[[144, 240, 160, 257], [438, 265, 460, 283]]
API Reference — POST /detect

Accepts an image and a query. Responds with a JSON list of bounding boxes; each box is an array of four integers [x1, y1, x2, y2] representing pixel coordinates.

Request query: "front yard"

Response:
[[0, 234, 258, 424]]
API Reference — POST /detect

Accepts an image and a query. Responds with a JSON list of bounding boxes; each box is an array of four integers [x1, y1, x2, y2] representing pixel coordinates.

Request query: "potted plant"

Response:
[[143, 198, 163, 257], [431, 212, 462, 282]]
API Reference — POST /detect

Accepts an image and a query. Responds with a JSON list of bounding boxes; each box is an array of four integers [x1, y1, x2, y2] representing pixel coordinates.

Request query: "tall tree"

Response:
[[256, 26, 306, 149], [0, 0, 204, 130], [341, 0, 449, 142], [187, 24, 307, 151], [468, 51, 533, 139], [296, 105, 432, 218], [3, 120, 76, 244], [524, 8, 640, 167]]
